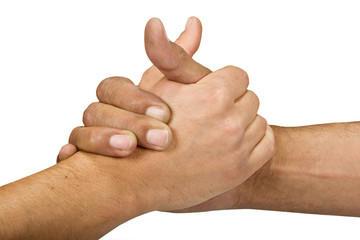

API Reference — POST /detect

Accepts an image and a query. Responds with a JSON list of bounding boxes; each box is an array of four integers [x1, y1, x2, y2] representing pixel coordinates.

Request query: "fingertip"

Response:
[[145, 17, 178, 71], [145, 105, 171, 123], [144, 124, 173, 151], [58, 144, 77, 162], [146, 17, 161, 28], [147, 17, 163, 27], [110, 131, 138, 157], [185, 16, 202, 32], [145, 17, 169, 45], [176, 16, 203, 56], [185, 17, 193, 31]]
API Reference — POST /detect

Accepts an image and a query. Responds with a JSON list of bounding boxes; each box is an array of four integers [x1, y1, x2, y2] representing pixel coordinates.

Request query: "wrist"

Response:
[[233, 159, 274, 210], [67, 151, 154, 224], [0, 151, 154, 240], [234, 125, 286, 210]]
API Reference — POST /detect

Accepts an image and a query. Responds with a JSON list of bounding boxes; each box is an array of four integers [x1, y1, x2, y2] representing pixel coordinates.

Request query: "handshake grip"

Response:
[[58, 17, 208, 160], [58, 17, 275, 212]]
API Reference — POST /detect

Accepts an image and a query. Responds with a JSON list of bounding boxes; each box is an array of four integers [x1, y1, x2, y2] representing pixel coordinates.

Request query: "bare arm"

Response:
[[0, 153, 146, 240], [239, 122, 360, 216], [58, 18, 360, 217], [0, 64, 271, 239], [0, 32, 272, 238]]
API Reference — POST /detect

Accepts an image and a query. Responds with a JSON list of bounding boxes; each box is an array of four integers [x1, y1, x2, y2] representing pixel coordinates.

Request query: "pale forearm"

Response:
[[0, 152, 145, 240], [242, 122, 360, 216]]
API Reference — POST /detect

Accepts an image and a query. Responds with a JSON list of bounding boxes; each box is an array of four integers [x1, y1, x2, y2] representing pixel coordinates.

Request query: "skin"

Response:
[[59, 16, 274, 214], [57, 17, 207, 161], [238, 123, 360, 217], [63, 17, 360, 217], [0, 18, 274, 240], [58, 17, 210, 161], [0, 155, 144, 240]]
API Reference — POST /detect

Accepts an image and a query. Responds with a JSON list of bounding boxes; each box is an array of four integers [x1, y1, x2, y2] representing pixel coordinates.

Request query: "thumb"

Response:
[[144, 17, 211, 84], [175, 16, 202, 57]]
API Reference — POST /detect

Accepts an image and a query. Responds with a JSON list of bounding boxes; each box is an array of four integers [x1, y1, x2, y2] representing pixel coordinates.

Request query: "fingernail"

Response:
[[146, 106, 166, 121], [110, 135, 132, 150], [146, 129, 168, 147], [185, 17, 193, 30]]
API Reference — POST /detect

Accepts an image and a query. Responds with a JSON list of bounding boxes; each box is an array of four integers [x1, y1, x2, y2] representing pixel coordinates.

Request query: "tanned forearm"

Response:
[[240, 122, 360, 216], [0, 152, 147, 240]]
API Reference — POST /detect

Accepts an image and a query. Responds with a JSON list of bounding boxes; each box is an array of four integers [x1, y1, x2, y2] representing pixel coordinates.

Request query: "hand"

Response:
[[73, 18, 274, 212], [57, 77, 174, 162], [140, 18, 275, 212], [57, 16, 206, 162], [59, 17, 275, 212]]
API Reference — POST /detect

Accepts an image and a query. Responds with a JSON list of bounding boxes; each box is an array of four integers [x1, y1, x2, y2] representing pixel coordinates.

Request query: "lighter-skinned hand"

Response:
[[58, 17, 275, 211]]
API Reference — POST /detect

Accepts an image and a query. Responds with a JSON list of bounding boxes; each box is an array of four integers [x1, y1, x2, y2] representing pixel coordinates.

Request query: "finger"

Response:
[[69, 127, 137, 158], [175, 16, 203, 57], [57, 143, 77, 163], [247, 126, 275, 173], [83, 103, 172, 150], [144, 17, 211, 84], [235, 90, 260, 127], [97, 76, 170, 122], [242, 115, 268, 152], [200, 65, 249, 100]]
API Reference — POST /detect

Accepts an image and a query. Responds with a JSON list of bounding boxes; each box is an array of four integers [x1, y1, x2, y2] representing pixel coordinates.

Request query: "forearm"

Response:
[[241, 122, 360, 216], [0, 152, 146, 240]]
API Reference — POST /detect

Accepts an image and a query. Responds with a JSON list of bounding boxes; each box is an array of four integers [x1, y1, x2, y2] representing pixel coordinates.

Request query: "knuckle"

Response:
[[248, 90, 260, 109], [140, 67, 160, 90], [207, 85, 232, 107], [140, 68, 152, 82], [222, 114, 243, 135], [87, 129, 100, 147], [258, 116, 268, 133], [241, 69, 250, 87], [224, 65, 249, 88]]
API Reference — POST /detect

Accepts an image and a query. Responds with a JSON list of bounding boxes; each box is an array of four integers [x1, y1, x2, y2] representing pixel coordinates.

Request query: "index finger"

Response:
[[96, 76, 171, 122]]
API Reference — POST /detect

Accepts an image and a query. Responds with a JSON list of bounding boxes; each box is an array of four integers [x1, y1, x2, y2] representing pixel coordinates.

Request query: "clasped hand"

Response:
[[57, 17, 275, 212]]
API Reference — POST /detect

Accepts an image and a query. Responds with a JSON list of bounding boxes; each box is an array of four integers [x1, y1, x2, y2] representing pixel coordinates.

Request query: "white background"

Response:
[[1, 0, 360, 239]]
